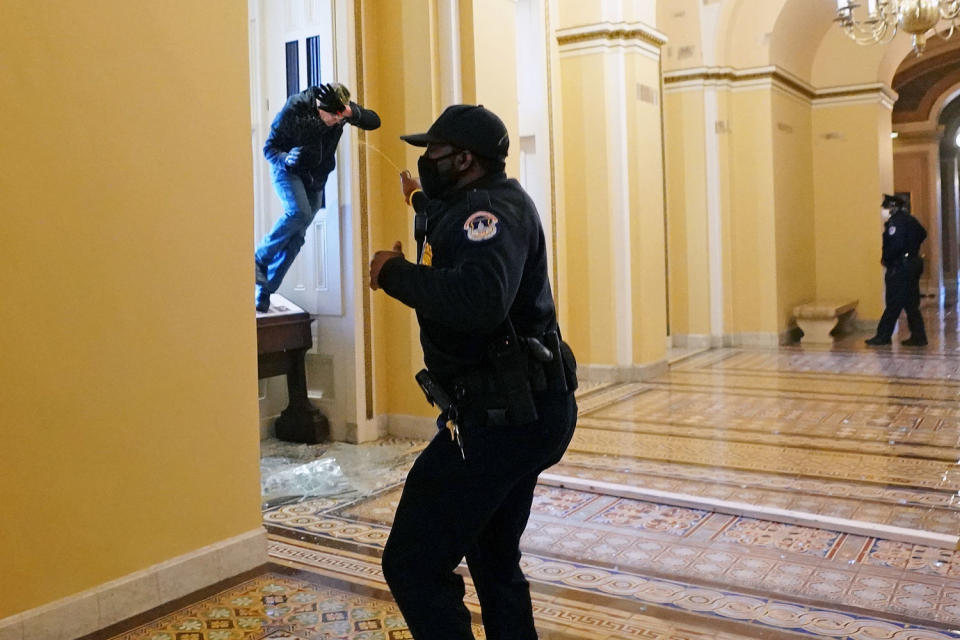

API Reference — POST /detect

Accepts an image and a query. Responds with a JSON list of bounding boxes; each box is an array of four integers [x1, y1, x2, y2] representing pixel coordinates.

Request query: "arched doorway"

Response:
[[890, 36, 960, 299]]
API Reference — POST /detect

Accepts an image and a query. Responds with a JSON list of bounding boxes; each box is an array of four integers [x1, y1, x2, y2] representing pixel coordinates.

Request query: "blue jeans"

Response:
[[255, 167, 323, 298]]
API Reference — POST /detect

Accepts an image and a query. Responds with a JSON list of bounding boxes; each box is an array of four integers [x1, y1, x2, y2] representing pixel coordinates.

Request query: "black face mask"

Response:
[[418, 151, 459, 198]]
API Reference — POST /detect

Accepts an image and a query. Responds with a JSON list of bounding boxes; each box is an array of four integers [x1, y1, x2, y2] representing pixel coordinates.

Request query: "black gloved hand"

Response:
[[284, 146, 303, 168], [316, 82, 350, 114]]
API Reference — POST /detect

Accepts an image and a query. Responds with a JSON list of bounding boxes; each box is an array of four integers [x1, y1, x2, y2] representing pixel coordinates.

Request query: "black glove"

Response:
[[316, 82, 350, 114], [284, 146, 303, 168]]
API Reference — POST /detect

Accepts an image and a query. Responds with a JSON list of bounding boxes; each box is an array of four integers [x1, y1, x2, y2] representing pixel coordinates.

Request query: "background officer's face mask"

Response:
[[418, 151, 459, 198], [881, 207, 892, 222]]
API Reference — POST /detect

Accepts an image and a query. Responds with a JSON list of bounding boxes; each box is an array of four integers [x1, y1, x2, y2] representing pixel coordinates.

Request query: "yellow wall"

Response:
[[812, 104, 891, 318], [364, 0, 436, 418], [628, 52, 668, 362], [663, 90, 711, 337], [558, 53, 617, 364], [658, 0, 704, 73], [768, 0, 834, 82], [464, 0, 521, 179], [718, 0, 784, 71], [811, 27, 913, 88], [771, 91, 817, 330], [728, 90, 779, 333], [557, 0, 655, 29], [0, 1, 261, 617]]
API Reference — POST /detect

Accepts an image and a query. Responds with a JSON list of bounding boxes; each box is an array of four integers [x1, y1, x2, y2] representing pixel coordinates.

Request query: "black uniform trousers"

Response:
[[382, 389, 577, 640], [876, 261, 926, 341]]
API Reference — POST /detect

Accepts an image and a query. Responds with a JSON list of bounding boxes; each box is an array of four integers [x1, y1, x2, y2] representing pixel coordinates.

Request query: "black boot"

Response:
[[256, 290, 271, 313], [865, 336, 891, 346], [900, 336, 927, 347]]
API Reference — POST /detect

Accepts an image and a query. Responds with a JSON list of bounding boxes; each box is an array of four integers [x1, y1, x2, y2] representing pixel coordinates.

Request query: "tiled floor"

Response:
[[95, 302, 960, 639]]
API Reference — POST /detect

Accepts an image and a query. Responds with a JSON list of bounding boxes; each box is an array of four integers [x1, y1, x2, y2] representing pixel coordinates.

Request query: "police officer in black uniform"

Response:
[[369, 104, 578, 640], [866, 194, 928, 346]]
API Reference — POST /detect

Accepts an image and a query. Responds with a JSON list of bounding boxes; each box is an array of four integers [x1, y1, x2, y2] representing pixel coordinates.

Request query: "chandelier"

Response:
[[835, 0, 960, 54]]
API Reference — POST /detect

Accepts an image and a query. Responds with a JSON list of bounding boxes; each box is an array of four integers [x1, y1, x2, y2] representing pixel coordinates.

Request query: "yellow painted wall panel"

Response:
[[559, 54, 616, 365], [812, 104, 889, 319], [364, 0, 435, 418], [771, 92, 817, 331], [663, 90, 711, 336], [0, 0, 260, 616], [627, 53, 667, 364], [556, 0, 656, 30], [658, 0, 704, 73], [728, 90, 778, 333], [466, 0, 520, 179]]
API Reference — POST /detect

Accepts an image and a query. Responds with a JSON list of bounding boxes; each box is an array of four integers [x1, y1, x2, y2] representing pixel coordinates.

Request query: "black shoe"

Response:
[[900, 337, 927, 346], [865, 336, 891, 346], [256, 293, 271, 313]]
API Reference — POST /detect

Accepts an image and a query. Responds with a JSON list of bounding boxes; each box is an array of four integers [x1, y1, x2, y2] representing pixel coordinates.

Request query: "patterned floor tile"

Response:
[[248, 306, 960, 640], [91, 568, 482, 640], [713, 518, 843, 558], [268, 539, 959, 640], [263, 482, 960, 628]]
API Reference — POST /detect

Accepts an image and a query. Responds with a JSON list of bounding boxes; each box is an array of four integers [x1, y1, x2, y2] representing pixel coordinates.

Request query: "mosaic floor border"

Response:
[[565, 426, 960, 490], [545, 455, 958, 539], [681, 350, 960, 384], [583, 387, 960, 455], [268, 538, 958, 640], [263, 484, 960, 630]]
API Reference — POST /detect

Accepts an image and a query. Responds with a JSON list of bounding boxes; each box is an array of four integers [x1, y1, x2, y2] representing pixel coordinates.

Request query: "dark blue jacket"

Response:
[[263, 86, 380, 190]]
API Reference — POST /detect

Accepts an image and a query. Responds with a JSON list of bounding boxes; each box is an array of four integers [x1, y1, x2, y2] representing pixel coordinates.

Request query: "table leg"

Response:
[[274, 348, 330, 443]]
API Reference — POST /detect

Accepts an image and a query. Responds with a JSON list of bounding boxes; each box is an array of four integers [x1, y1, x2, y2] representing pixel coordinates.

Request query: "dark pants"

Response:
[[876, 261, 926, 341], [382, 390, 577, 640]]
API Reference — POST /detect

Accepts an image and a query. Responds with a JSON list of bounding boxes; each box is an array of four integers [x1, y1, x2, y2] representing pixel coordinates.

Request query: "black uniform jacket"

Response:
[[263, 86, 381, 190], [378, 172, 557, 379], [881, 211, 926, 268]]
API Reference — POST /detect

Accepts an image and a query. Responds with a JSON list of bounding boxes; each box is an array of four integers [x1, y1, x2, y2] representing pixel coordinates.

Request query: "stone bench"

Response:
[[793, 299, 858, 344]]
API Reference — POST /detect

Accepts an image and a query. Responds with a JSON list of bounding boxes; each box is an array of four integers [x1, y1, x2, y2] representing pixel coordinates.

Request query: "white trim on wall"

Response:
[[0, 529, 268, 640]]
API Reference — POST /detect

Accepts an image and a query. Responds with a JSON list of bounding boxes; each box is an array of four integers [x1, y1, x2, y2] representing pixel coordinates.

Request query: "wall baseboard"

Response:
[[578, 360, 669, 382], [387, 414, 437, 441], [0, 528, 268, 640], [671, 332, 801, 348], [668, 334, 714, 349]]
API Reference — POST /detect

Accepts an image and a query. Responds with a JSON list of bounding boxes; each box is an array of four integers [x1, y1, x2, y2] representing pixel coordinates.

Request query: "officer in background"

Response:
[[369, 104, 578, 640], [866, 193, 928, 347], [255, 82, 380, 312]]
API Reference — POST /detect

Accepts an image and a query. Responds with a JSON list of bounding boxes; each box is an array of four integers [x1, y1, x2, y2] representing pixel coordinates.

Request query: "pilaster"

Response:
[[555, 10, 668, 373]]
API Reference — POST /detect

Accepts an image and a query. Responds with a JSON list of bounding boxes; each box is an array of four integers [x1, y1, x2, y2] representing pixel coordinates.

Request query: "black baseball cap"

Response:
[[400, 104, 509, 162]]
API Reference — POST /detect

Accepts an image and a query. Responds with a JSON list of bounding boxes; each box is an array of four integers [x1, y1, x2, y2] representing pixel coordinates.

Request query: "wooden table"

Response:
[[256, 296, 329, 443]]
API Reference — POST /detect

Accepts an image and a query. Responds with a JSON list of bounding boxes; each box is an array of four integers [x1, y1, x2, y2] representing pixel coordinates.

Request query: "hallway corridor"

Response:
[[90, 303, 960, 640]]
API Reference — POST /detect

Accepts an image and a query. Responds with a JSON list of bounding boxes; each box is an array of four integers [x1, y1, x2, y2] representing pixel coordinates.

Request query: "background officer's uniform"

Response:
[[870, 196, 927, 345], [376, 105, 577, 640]]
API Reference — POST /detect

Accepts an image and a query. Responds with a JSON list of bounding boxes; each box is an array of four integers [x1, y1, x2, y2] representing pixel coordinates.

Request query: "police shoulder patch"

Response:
[[464, 211, 499, 242], [888, 225, 896, 235]]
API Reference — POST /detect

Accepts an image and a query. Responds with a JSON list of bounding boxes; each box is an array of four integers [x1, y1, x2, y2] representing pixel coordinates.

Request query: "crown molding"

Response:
[[663, 66, 897, 109]]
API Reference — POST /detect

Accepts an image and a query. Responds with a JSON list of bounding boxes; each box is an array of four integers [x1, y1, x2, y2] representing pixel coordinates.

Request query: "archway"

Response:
[[890, 36, 960, 297]]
